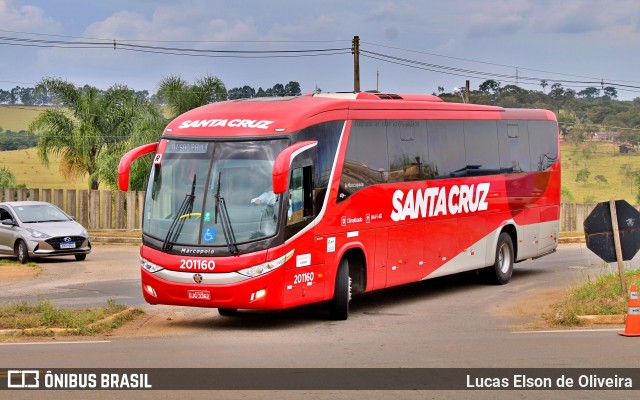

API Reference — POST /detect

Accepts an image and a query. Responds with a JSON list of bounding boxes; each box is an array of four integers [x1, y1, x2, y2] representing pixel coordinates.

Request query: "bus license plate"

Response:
[[60, 242, 76, 249], [188, 290, 211, 300]]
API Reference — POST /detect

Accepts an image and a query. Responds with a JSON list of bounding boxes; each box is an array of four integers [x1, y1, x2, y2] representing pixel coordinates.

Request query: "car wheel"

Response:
[[15, 240, 29, 264], [75, 254, 87, 261], [328, 258, 351, 320], [218, 308, 238, 317]]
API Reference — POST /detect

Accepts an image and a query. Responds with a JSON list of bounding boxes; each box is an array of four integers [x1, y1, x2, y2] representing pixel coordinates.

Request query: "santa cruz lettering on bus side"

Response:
[[178, 119, 274, 129], [390, 183, 490, 222]]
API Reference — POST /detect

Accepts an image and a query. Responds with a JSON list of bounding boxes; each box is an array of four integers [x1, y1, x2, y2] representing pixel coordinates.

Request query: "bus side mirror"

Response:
[[272, 141, 317, 194], [118, 142, 159, 191]]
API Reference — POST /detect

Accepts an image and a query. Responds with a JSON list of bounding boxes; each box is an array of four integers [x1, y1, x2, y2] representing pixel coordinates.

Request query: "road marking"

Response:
[[0, 340, 111, 346], [512, 328, 621, 334]]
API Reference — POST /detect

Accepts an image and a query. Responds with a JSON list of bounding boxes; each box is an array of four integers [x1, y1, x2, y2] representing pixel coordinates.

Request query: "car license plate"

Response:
[[188, 290, 211, 300], [60, 242, 76, 249]]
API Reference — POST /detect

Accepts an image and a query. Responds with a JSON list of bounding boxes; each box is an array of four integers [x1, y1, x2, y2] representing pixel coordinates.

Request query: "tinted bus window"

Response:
[[296, 121, 344, 210], [340, 121, 388, 200], [427, 120, 465, 179], [498, 121, 531, 173], [528, 120, 558, 171], [387, 120, 430, 182], [463, 121, 499, 176]]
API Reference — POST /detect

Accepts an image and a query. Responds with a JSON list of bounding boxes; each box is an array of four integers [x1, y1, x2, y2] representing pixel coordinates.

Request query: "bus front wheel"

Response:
[[484, 232, 514, 285], [328, 258, 351, 320]]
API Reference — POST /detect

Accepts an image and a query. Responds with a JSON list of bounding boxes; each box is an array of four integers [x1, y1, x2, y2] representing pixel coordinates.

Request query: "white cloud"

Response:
[[0, 0, 60, 32], [82, 4, 257, 42]]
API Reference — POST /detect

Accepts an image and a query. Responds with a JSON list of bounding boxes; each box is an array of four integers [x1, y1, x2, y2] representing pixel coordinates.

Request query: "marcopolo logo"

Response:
[[178, 119, 274, 130], [390, 183, 490, 222]]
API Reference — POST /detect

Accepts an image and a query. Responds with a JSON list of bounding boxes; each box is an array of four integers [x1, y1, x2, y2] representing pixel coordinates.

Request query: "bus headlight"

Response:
[[238, 250, 294, 278], [141, 257, 164, 273]]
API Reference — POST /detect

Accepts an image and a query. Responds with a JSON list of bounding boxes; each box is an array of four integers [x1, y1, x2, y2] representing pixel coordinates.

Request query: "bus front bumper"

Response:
[[140, 267, 285, 310]]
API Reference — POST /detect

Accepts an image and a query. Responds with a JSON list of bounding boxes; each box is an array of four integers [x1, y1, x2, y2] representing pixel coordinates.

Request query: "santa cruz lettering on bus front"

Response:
[[177, 119, 274, 129], [391, 183, 490, 222]]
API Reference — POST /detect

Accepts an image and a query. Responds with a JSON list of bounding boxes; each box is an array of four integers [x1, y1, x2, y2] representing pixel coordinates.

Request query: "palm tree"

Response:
[[157, 74, 227, 118], [29, 79, 147, 190], [96, 101, 166, 191]]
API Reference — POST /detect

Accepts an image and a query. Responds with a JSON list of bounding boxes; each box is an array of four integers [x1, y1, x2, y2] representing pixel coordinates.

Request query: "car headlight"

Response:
[[25, 228, 50, 239], [238, 250, 294, 278], [140, 257, 164, 273]]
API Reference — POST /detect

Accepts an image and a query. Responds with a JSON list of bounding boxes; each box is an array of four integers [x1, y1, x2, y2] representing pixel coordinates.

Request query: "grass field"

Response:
[[0, 147, 88, 189], [561, 141, 640, 204], [0, 105, 51, 132]]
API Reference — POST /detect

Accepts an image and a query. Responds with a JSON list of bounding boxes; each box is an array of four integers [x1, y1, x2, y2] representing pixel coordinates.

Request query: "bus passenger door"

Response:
[[283, 165, 325, 306], [386, 223, 424, 287]]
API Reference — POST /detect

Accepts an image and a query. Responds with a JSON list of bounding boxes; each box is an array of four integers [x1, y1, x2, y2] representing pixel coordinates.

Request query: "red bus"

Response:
[[118, 92, 560, 320]]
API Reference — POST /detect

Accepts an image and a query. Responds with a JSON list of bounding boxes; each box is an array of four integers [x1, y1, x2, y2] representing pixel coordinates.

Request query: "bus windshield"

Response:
[[143, 139, 288, 250]]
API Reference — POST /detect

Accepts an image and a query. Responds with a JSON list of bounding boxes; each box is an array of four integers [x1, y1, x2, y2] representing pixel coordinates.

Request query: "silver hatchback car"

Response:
[[0, 201, 91, 263]]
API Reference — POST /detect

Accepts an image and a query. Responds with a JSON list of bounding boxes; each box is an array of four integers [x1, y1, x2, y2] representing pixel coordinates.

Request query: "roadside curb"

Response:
[[558, 237, 584, 244], [91, 236, 140, 245], [0, 307, 140, 337]]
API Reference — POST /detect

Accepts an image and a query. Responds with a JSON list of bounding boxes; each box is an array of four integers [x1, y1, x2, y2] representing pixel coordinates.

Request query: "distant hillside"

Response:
[[0, 105, 49, 131], [0, 147, 87, 190]]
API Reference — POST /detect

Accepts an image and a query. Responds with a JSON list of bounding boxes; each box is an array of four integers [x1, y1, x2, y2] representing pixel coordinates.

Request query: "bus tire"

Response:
[[328, 258, 350, 320], [485, 232, 514, 285], [218, 308, 238, 317]]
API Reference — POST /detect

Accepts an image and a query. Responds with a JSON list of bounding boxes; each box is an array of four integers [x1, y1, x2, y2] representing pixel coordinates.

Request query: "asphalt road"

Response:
[[1, 243, 640, 399]]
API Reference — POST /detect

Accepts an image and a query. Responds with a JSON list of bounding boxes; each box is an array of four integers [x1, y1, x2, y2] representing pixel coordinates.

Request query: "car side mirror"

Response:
[[1, 219, 15, 226]]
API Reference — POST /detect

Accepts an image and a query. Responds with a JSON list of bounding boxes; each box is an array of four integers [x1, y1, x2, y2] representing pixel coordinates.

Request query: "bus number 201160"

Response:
[[294, 272, 315, 284], [180, 259, 216, 271]]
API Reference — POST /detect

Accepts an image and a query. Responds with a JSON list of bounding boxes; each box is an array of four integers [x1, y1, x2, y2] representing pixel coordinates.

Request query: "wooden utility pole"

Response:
[[465, 80, 470, 103], [353, 35, 360, 93]]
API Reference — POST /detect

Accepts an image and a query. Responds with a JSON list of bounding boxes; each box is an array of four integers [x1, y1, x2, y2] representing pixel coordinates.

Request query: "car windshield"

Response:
[[143, 139, 288, 250], [13, 204, 70, 223]]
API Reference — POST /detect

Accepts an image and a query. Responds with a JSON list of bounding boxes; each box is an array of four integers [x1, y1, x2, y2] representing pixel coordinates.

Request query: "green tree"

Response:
[[28, 78, 148, 190], [594, 175, 608, 185], [576, 168, 591, 185], [0, 165, 16, 188], [157, 74, 226, 119], [561, 186, 575, 203], [540, 80, 548, 93], [96, 103, 165, 191], [284, 81, 301, 96]]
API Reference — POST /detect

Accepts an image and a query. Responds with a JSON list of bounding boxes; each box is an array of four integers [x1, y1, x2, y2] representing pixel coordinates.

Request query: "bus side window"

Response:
[[287, 166, 313, 225]]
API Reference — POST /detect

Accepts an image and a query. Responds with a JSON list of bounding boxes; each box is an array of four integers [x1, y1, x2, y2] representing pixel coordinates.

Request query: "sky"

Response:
[[1, 0, 640, 99]]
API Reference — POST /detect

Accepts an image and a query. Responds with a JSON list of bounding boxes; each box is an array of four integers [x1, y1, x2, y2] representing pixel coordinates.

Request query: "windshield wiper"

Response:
[[162, 175, 196, 252], [214, 171, 239, 255]]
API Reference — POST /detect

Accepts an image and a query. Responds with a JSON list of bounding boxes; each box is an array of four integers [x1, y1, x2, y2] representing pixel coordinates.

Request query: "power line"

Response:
[[362, 40, 640, 86], [0, 29, 351, 44], [0, 35, 352, 57], [360, 48, 640, 94]]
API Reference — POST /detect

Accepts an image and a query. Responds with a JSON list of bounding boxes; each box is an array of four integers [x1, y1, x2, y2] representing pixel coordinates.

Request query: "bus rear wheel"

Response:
[[328, 258, 351, 320], [484, 232, 514, 285]]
